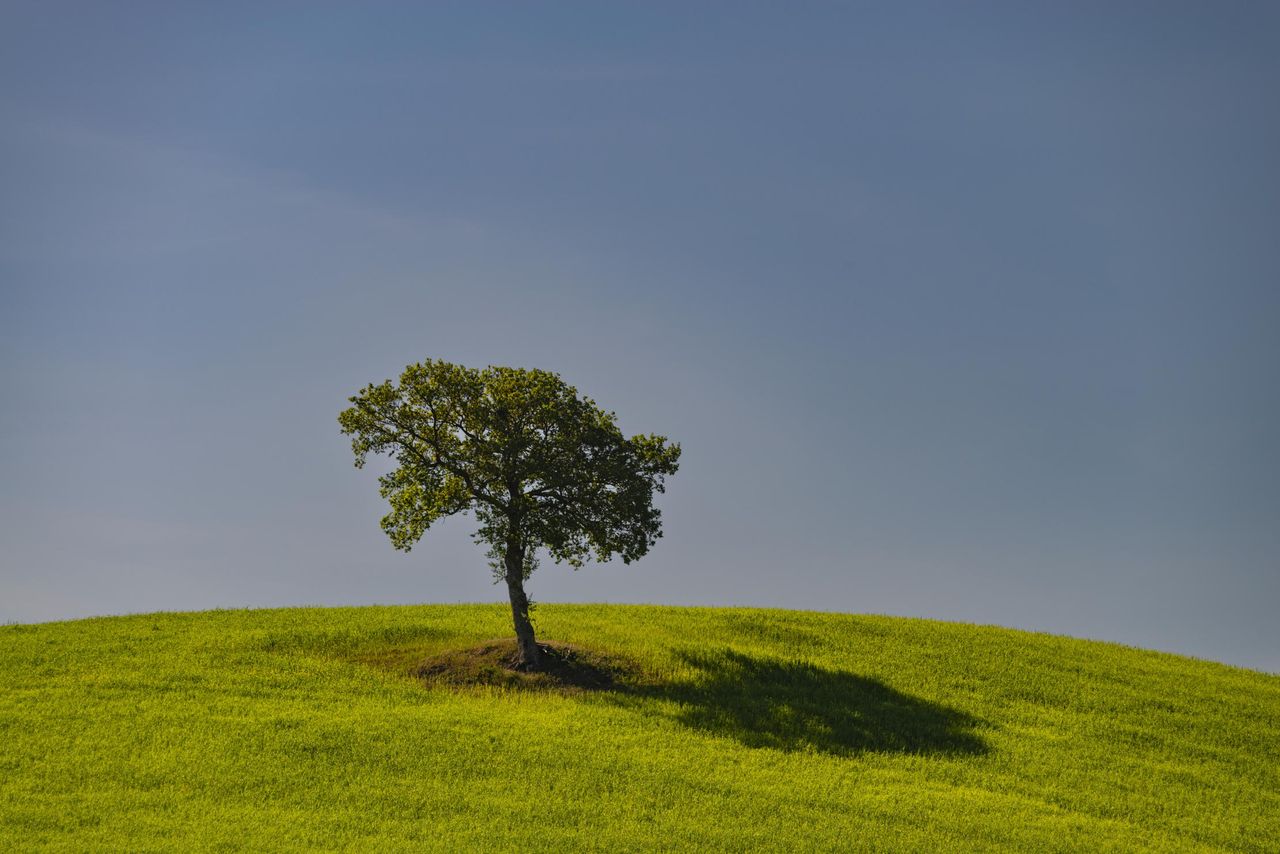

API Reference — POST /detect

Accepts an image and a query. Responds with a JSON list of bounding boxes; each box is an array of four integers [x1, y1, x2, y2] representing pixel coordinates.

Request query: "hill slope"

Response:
[[2, 604, 1277, 851]]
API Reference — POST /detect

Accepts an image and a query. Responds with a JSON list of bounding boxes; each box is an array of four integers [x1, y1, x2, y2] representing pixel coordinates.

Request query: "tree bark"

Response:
[[504, 543, 540, 669]]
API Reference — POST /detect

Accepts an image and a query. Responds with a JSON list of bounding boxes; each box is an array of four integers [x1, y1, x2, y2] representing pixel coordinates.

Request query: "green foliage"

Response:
[[338, 360, 680, 574], [2, 605, 1277, 851]]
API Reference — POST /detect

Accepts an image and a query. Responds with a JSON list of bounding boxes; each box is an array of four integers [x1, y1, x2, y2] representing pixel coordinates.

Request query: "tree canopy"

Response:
[[338, 359, 680, 666]]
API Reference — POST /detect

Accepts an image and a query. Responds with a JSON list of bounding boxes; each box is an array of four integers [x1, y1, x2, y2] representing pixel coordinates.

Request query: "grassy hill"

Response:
[[2, 604, 1277, 852]]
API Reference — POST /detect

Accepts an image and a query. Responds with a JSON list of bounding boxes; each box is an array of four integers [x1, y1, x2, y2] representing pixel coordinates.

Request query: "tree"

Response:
[[338, 359, 681, 668]]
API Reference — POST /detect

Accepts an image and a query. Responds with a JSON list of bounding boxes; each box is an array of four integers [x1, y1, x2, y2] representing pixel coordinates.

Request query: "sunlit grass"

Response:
[[2, 604, 1277, 851]]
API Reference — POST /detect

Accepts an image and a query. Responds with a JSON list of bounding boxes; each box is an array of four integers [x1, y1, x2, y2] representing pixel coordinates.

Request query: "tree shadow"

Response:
[[640, 649, 989, 758]]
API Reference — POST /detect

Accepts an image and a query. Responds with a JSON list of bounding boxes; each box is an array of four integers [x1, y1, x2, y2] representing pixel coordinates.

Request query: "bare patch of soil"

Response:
[[413, 639, 637, 693]]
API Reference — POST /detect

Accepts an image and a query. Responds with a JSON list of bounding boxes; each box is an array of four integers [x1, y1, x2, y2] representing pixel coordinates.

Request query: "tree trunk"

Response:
[[504, 544, 540, 669]]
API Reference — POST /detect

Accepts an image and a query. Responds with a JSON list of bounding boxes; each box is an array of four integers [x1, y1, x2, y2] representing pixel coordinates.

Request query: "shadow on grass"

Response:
[[642, 649, 989, 757], [388, 638, 988, 758]]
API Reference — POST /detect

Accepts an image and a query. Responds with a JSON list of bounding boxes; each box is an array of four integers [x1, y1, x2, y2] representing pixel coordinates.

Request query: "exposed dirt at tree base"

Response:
[[413, 639, 637, 693]]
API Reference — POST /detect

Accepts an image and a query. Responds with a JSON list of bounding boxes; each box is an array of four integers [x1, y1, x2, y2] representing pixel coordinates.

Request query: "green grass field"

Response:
[[2, 604, 1277, 851]]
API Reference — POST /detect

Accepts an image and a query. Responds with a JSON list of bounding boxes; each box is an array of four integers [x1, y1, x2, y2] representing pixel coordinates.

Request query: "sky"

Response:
[[2, 2, 1277, 672]]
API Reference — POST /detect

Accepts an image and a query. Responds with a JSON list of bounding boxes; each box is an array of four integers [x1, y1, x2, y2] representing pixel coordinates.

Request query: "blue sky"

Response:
[[2, 2, 1277, 671]]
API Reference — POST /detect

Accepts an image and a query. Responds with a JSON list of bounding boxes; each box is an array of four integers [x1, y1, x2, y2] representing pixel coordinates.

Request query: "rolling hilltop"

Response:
[[2, 604, 1277, 851]]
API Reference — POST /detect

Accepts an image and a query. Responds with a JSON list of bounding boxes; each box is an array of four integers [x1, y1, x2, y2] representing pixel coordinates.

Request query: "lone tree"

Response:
[[338, 359, 680, 668]]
